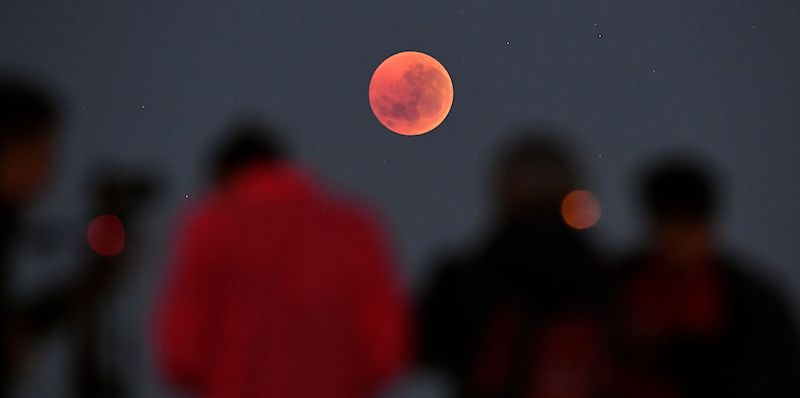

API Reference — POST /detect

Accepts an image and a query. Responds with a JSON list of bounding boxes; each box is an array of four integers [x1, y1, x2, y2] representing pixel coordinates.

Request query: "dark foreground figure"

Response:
[[0, 77, 59, 397], [154, 121, 410, 398], [610, 159, 800, 398], [420, 133, 612, 398], [1, 77, 156, 397]]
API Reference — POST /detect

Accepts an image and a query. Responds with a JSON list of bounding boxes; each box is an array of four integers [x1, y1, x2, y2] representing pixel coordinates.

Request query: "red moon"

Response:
[[369, 51, 454, 136]]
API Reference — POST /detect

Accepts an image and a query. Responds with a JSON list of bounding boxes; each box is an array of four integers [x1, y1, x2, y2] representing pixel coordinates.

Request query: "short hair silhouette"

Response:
[[493, 128, 578, 220], [641, 159, 717, 222], [212, 119, 285, 182], [0, 76, 60, 143]]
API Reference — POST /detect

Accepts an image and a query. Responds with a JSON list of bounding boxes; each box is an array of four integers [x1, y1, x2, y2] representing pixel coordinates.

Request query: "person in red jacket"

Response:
[[154, 120, 411, 398]]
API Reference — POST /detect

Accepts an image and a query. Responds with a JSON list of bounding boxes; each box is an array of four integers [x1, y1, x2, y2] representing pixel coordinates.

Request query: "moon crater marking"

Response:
[[369, 52, 453, 136]]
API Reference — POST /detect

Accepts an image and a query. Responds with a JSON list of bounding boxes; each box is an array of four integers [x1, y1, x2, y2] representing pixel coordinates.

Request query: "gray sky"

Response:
[[2, 1, 800, 394], [3, 0, 799, 287]]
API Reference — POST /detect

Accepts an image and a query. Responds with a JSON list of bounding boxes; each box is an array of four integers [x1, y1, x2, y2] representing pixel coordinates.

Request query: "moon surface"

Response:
[[369, 51, 453, 136]]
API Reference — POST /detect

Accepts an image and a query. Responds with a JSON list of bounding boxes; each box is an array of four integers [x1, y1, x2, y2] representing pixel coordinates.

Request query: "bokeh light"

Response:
[[87, 214, 126, 256], [561, 190, 601, 230]]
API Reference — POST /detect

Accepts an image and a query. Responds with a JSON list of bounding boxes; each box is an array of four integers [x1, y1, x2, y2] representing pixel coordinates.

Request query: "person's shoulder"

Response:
[[715, 251, 795, 310], [327, 193, 374, 222], [426, 244, 486, 290], [419, 249, 481, 313], [717, 251, 769, 284], [315, 194, 392, 245], [174, 190, 232, 234]]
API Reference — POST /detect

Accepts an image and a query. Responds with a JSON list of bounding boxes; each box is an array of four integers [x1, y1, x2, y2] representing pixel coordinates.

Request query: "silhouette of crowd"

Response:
[[1, 75, 798, 398]]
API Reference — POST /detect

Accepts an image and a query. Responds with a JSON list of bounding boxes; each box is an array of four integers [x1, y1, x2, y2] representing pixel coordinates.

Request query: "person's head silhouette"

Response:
[[0, 77, 60, 205], [492, 128, 578, 225], [211, 118, 286, 184], [640, 158, 718, 263]]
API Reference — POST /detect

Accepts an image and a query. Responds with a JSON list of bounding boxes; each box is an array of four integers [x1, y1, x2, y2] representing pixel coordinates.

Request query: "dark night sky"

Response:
[[2, 1, 800, 395]]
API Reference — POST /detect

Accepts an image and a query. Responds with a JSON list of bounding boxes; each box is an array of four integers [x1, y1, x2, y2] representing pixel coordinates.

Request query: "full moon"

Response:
[[369, 51, 454, 136]]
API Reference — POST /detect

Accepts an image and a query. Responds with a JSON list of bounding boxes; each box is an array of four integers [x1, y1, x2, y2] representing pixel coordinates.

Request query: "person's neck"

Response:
[[653, 247, 714, 272]]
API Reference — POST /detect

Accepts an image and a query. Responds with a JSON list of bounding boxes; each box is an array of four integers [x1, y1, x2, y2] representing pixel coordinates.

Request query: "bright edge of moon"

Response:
[[369, 51, 454, 136]]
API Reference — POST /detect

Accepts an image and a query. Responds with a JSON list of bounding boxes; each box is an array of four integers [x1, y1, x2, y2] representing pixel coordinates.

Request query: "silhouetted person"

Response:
[[1, 78, 151, 398], [154, 120, 411, 398], [0, 77, 60, 396], [610, 159, 800, 397], [420, 130, 612, 398], [69, 169, 157, 398]]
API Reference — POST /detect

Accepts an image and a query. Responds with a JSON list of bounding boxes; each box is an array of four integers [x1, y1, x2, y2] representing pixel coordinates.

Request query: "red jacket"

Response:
[[154, 164, 411, 398]]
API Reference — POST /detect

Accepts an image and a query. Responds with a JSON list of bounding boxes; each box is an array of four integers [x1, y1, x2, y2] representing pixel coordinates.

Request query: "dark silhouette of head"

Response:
[[0, 76, 60, 204], [492, 127, 578, 225], [641, 159, 717, 224], [88, 167, 158, 217], [211, 118, 286, 183], [640, 158, 719, 262]]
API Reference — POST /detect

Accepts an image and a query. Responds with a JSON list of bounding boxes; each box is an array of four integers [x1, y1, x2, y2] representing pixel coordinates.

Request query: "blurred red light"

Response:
[[87, 214, 125, 256], [561, 190, 601, 230]]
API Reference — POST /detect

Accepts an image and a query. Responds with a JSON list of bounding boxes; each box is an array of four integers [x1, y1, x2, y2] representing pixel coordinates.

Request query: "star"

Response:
[[506, 41, 510, 45], [598, 34, 603, 38]]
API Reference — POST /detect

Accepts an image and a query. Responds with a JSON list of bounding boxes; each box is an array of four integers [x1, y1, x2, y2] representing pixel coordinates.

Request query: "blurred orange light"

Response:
[[87, 214, 125, 256], [561, 190, 601, 230]]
